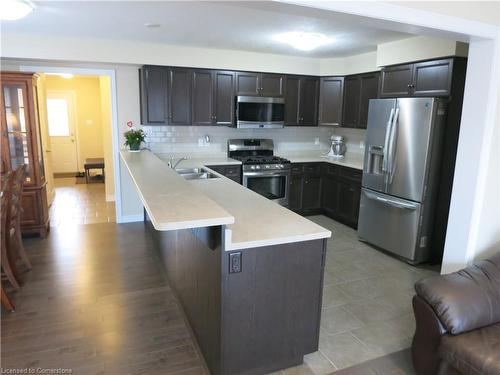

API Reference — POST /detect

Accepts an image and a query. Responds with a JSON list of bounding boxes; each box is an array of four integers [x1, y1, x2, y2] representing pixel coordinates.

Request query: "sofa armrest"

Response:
[[412, 295, 446, 375]]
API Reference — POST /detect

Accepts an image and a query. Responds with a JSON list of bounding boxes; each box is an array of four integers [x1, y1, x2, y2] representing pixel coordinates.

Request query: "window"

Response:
[[47, 98, 70, 136]]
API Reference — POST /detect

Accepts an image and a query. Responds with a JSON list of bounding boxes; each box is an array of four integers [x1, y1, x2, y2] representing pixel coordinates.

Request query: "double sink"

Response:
[[175, 167, 220, 180]]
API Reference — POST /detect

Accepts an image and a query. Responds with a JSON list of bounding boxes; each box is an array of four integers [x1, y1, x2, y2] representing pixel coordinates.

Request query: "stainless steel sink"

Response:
[[175, 167, 220, 180]]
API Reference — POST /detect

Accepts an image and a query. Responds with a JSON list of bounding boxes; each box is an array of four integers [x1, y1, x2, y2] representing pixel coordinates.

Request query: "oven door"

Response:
[[243, 171, 289, 206]]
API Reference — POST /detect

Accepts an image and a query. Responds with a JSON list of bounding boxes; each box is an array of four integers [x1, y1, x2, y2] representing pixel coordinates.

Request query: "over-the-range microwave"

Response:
[[234, 96, 285, 129]]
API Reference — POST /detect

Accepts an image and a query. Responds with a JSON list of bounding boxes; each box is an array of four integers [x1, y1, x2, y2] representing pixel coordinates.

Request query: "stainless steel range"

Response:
[[228, 139, 291, 206]]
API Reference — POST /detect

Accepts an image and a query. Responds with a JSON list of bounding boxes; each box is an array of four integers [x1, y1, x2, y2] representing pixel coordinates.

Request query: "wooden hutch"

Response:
[[1, 72, 49, 237]]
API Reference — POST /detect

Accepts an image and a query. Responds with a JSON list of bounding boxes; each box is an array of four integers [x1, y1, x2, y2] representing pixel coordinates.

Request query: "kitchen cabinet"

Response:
[[302, 174, 322, 211], [168, 68, 192, 125], [1, 72, 49, 237], [288, 173, 304, 211], [206, 164, 241, 184], [192, 70, 235, 126], [380, 58, 454, 98], [236, 72, 285, 97], [342, 72, 380, 129], [289, 163, 322, 213], [336, 181, 361, 227], [284, 75, 319, 127], [140, 66, 169, 125], [141, 67, 234, 126], [318, 76, 344, 126]]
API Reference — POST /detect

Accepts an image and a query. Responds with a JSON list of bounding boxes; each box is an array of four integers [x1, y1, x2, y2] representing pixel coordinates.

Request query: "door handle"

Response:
[[364, 190, 417, 210], [387, 108, 400, 184], [382, 108, 395, 173]]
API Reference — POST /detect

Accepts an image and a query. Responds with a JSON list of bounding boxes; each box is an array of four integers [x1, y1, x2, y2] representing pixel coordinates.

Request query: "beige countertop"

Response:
[[275, 151, 364, 170], [121, 150, 331, 250], [120, 150, 234, 231]]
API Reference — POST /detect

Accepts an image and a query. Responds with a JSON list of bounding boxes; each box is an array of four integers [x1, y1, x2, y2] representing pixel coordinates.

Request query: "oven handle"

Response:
[[243, 171, 291, 177]]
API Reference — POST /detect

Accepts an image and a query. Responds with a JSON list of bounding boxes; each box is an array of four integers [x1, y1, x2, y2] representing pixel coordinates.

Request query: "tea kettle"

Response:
[[327, 135, 346, 158]]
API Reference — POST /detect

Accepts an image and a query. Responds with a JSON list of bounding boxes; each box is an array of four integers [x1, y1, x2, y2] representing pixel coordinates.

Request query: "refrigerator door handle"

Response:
[[387, 107, 400, 184], [364, 190, 418, 210], [382, 108, 395, 173]]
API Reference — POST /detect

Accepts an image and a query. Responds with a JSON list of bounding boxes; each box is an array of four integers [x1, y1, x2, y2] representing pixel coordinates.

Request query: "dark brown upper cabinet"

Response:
[[140, 66, 169, 125], [318, 76, 344, 126], [380, 58, 454, 98], [342, 72, 379, 129], [168, 68, 192, 125], [213, 71, 236, 126], [192, 70, 213, 126], [236, 72, 285, 97], [284, 75, 319, 127], [192, 70, 235, 126]]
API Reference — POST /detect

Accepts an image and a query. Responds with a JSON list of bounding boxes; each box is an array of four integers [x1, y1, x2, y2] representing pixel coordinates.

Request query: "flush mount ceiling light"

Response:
[[0, 0, 34, 21], [273, 32, 332, 51]]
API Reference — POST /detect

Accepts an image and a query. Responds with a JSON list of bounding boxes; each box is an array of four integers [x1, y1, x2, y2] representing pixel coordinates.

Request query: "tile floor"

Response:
[[276, 215, 439, 374], [49, 177, 116, 227]]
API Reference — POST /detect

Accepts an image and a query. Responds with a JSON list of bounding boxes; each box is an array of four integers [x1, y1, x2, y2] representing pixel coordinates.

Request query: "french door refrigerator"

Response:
[[358, 98, 447, 264]]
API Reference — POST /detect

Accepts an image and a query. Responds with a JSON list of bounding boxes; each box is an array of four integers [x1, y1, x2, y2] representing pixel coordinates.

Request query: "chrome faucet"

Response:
[[168, 156, 187, 169]]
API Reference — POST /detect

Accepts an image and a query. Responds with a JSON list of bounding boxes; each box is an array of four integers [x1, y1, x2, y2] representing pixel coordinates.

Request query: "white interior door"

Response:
[[46, 91, 78, 174]]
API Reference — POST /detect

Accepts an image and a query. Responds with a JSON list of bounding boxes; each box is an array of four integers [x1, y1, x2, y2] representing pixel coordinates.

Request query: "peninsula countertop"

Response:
[[121, 150, 331, 250]]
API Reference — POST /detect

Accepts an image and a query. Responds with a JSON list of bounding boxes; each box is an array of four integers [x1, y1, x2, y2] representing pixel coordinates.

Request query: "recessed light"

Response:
[[273, 32, 333, 51], [145, 23, 161, 28], [0, 0, 34, 21]]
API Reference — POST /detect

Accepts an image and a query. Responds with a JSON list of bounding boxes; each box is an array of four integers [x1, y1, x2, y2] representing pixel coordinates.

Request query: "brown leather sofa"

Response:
[[412, 252, 500, 375]]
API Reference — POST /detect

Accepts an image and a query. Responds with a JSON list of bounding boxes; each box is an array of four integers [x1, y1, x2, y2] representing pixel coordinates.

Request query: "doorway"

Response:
[[35, 72, 117, 227]]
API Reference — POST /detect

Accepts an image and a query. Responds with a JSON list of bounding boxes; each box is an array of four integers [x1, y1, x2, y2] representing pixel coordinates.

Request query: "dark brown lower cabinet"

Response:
[[206, 164, 241, 184], [290, 162, 361, 229]]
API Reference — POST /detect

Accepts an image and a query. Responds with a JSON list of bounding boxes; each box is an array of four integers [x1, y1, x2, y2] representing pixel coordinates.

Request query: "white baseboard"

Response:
[[117, 214, 143, 223], [106, 194, 115, 202]]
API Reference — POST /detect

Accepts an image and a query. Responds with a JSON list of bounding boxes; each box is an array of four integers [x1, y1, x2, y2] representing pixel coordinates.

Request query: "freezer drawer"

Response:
[[357, 188, 424, 262]]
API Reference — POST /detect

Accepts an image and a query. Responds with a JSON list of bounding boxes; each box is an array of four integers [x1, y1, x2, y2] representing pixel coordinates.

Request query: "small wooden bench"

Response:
[[84, 158, 105, 184]]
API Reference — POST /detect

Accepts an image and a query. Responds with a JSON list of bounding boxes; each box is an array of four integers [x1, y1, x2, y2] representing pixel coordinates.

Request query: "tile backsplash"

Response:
[[143, 125, 366, 155]]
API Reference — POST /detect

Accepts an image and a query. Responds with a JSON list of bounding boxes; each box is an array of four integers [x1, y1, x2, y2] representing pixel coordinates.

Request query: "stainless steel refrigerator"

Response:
[[358, 98, 447, 264]]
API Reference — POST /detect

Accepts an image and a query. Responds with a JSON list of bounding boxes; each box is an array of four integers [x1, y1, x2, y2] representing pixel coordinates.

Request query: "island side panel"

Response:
[[221, 239, 327, 375], [145, 212, 223, 374]]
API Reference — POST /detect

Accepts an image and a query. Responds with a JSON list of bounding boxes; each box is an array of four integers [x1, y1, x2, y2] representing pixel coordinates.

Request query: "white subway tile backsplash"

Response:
[[143, 125, 367, 155]]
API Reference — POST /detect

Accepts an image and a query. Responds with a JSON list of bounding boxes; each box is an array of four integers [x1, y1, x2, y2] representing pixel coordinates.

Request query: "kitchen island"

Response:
[[120, 150, 331, 375]]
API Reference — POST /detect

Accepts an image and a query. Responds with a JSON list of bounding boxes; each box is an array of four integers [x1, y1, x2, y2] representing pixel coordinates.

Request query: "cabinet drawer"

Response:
[[291, 164, 305, 174], [304, 163, 321, 174], [322, 164, 339, 176], [339, 167, 362, 183]]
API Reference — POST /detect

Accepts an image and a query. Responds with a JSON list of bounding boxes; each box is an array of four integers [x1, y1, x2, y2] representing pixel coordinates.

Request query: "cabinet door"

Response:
[[318, 77, 344, 126], [284, 76, 300, 126], [214, 71, 235, 126], [302, 175, 322, 210], [299, 77, 319, 126], [192, 70, 213, 126], [236, 72, 260, 96], [412, 59, 453, 97], [168, 68, 192, 125], [140, 66, 168, 125], [379, 64, 413, 98], [288, 174, 304, 211], [260, 74, 285, 97], [358, 72, 380, 129], [321, 175, 338, 216], [342, 76, 361, 128], [336, 181, 361, 227]]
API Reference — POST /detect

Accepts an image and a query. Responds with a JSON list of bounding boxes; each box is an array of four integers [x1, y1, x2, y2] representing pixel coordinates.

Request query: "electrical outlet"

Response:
[[314, 137, 320, 145], [229, 252, 242, 273], [198, 138, 204, 147], [359, 141, 365, 149]]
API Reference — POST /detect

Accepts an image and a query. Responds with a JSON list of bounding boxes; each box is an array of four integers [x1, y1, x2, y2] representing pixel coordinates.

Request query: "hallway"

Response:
[[49, 177, 116, 227]]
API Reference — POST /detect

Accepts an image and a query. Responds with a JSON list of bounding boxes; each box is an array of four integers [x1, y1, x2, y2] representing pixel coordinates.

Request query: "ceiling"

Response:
[[1, 1, 413, 58]]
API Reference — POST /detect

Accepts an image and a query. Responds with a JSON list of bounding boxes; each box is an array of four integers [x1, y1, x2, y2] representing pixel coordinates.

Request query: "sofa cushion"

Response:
[[415, 252, 500, 334], [439, 323, 500, 375]]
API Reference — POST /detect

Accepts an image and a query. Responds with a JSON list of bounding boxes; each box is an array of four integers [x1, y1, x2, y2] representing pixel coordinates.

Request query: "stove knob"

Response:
[[250, 166, 255, 170], [279, 164, 284, 169], [265, 165, 270, 169], [256, 165, 261, 170]]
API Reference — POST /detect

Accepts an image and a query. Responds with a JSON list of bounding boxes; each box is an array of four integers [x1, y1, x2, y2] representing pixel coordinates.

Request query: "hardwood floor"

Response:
[[1, 222, 208, 375]]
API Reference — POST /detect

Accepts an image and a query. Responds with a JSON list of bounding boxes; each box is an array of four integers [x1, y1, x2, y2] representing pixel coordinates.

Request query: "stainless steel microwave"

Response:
[[234, 96, 285, 129]]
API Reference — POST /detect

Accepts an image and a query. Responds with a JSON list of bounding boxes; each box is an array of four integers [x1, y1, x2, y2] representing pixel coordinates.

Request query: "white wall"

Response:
[[376, 36, 468, 66], [320, 51, 379, 76]]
